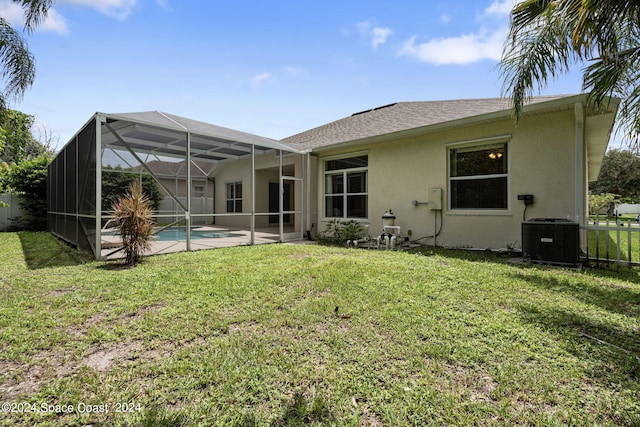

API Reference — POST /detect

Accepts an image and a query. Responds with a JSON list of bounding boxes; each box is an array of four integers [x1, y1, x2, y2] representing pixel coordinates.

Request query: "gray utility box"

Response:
[[522, 218, 579, 265]]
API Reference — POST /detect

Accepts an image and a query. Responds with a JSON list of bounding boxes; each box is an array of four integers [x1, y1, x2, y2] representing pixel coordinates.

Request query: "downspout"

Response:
[[574, 101, 586, 247], [575, 102, 585, 221]]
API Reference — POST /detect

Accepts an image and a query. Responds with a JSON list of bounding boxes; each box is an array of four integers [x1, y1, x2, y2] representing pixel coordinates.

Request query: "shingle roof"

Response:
[[281, 95, 572, 150]]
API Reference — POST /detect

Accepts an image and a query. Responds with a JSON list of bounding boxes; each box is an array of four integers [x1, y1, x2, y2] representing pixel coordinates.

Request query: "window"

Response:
[[226, 182, 242, 212], [324, 155, 368, 218], [449, 143, 508, 210], [193, 185, 204, 197]]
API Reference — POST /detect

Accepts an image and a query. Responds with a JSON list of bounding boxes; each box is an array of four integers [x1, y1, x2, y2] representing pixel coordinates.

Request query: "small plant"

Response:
[[317, 219, 366, 246], [106, 180, 155, 265]]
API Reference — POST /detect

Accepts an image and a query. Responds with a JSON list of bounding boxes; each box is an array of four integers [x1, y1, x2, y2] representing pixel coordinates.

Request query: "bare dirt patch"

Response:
[[45, 288, 76, 297], [228, 320, 260, 334], [442, 363, 498, 403], [83, 341, 142, 372]]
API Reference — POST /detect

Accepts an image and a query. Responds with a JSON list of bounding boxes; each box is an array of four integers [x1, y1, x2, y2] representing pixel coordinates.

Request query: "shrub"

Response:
[[106, 180, 155, 265], [317, 219, 366, 246], [1, 153, 51, 230], [102, 167, 163, 211]]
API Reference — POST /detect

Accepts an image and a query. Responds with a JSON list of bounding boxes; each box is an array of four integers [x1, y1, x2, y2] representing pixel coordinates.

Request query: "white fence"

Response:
[[0, 193, 25, 231], [582, 217, 640, 266]]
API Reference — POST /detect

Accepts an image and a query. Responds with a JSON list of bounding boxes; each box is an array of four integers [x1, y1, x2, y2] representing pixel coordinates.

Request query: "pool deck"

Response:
[[100, 225, 303, 259]]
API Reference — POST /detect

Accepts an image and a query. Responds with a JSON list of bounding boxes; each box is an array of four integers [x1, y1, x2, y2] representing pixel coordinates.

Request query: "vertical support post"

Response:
[[279, 150, 284, 242], [251, 145, 255, 245], [63, 143, 67, 231], [75, 135, 79, 248], [627, 219, 632, 265], [95, 114, 103, 260], [186, 132, 192, 251]]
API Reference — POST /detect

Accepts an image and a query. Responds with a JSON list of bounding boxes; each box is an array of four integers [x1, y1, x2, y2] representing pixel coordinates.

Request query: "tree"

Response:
[[0, 0, 52, 109], [590, 149, 640, 202], [588, 193, 620, 217], [102, 167, 163, 212], [500, 0, 640, 143], [106, 180, 155, 266], [0, 161, 8, 207], [1, 152, 52, 229], [0, 109, 46, 163]]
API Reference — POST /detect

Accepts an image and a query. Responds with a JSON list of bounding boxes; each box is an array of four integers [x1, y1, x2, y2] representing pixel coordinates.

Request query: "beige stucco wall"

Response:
[[155, 177, 214, 200], [212, 152, 314, 233], [315, 109, 581, 249]]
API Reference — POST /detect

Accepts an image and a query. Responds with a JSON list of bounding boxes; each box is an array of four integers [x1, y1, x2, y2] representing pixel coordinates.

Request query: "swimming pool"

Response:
[[154, 227, 244, 241], [103, 227, 244, 242]]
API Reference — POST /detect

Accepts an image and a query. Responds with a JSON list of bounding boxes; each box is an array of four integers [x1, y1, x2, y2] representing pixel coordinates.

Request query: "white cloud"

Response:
[[250, 72, 273, 89], [483, 0, 515, 17], [440, 14, 451, 24], [397, 0, 513, 65], [58, 0, 138, 21], [370, 27, 393, 50], [0, 1, 69, 34], [398, 28, 507, 65], [0, 1, 25, 26], [356, 20, 393, 50], [38, 9, 69, 34]]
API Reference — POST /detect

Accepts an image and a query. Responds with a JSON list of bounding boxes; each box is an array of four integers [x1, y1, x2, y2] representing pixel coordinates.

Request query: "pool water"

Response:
[[154, 227, 244, 241], [103, 227, 244, 242]]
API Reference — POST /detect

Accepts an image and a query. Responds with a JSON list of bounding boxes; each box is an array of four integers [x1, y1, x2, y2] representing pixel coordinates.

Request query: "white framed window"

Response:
[[193, 185, 204, 197], [449, 142, 508, 210], [324, 155, 368, 218], [226, 181, 242, 212]]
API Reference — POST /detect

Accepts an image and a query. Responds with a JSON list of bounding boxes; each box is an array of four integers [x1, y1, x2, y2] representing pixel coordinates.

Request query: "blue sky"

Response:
[[3, 0, 586, 150]]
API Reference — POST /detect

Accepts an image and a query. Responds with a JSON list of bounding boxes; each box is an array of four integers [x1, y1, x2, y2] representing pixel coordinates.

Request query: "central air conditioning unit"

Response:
[[522, 218, 580, 265]]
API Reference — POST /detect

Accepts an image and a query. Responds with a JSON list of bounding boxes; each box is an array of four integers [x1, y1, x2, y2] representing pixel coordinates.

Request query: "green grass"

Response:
[[0, 232, 639, 426]]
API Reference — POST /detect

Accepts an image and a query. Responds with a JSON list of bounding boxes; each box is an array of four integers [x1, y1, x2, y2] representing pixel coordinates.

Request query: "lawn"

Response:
[[0, 232, 639, 426]]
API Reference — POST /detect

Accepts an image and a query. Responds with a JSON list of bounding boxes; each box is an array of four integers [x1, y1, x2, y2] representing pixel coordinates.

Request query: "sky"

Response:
[[2, 0, 588, 151]]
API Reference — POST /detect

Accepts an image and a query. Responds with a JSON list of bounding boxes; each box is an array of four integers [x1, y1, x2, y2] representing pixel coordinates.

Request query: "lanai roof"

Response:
[[100, 110, 299, 164]]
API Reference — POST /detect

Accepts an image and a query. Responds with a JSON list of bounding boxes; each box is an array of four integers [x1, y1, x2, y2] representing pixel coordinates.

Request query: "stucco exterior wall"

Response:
[[154, 177, 213, 199], [315, 109, 580, 250], [212, 152, 310, 232]]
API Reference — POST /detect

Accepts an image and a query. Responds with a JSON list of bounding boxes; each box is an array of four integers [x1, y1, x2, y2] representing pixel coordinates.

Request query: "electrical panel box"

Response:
[[429, 188, 443, 210]]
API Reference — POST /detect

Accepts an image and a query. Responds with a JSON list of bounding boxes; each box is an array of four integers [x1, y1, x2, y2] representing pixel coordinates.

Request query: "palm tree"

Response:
[[500, 0, 640, 143], [0, 0, 52, 109]]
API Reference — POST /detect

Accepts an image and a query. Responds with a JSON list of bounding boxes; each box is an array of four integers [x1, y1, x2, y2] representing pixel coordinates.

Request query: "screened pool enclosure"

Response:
[[48, 112, 309, 259]]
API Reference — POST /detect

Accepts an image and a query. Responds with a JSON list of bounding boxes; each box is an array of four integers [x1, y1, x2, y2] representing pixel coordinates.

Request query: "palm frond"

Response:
[[15, 0, 53, 33], [500, 0, 640, 146], [500, 2, 576, 119], [0, 18, 35, 109]]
